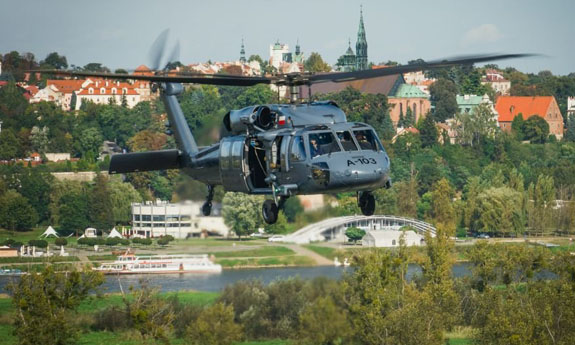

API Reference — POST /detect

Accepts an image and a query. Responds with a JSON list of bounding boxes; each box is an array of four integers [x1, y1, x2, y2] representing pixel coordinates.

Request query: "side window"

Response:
[[353, 129, 380, 151], [309, 132, 341, 158], [290, 136, 306, 161], [336, 131, 358, 151]]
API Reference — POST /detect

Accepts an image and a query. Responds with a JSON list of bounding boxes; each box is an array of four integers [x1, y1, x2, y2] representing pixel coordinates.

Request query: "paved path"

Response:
[[278, 243, 333, 266]]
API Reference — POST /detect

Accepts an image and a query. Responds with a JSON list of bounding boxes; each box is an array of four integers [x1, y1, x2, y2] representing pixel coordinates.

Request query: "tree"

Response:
[[186, 303, 243, 345], [0, 190, 38, 231], [82, 63, 110, 72], [108, 179, 143, 224], [123, 282, 175, 343], [522, 115, 549, 143], [430, 178, 456, 234], [304, 52, 331, 73], [18, 167, 54, 223], [283, 197, 303, 223], [345, 227, 366, 244], [90, 174, 114, 231], [58, 188, 90, 235], [127, 129, 167, 152], [298, 296, 351, 345], [41, 52, 68, 70], [222, 192, 263, 239], [476, 187, 524, 236], [395, 167, 419, 218], [77, 127, 103, 157], [429, 78, 458, 122], [453, 103, 498, 146], [418, 114, 438, 148], [247, 54, 264, 65], [7, 267, 104, 345], [511, 113, 525, 140], [264, 212, 289, 234], [0, 128, 22, 160], [565, 114, 575, 142]]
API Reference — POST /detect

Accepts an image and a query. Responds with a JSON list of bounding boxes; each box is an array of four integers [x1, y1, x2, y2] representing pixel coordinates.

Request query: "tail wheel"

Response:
[[359, 192, 375, 216], [262, 200, 279, 224]]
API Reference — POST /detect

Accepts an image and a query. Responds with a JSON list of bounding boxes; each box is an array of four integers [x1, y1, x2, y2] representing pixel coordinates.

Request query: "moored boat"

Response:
[[93, 253, 222, 274]]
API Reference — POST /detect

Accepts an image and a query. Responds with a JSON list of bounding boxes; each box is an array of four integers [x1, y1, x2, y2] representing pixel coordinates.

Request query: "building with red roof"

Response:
[[495, 96, 564, 139], [75, 79, 141, 110]]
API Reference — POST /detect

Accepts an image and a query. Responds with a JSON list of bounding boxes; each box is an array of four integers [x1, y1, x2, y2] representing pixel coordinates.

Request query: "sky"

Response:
[[1, 0, 574, 75]]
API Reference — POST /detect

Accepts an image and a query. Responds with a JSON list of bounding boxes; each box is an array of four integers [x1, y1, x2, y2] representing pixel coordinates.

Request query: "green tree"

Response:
[[522, 115, 549, 143], [565, 114, 575, 142], [186, 303, 243, 345], [264, 212, 289, 234], [78, 127, 103, 156], [304, 52, 331, 73], [108, 178, 143, 224], [418, 115, 438, 148], [345, 227, 366, 244], [222, 192, 263, 239], [18, 168, 54, 223], [7, 267, 104, 345], [123, 282, 175, 343], [0, 190, 37, 231], [235, 84, 275, 108], [511, 113, 525, 140], [58, 188, 90, 235], [0, 128, 22, 160], [429, 78, 458, 122], [283, 197, 304, 223], [454, 103, 498, 146], [430, 178, 456, 234], [527, 174, 556, 234], [476, 187, 524, 236], [298, 296, 351, 345], [41, 52, 68, 69], [90, 174, 114, 231]]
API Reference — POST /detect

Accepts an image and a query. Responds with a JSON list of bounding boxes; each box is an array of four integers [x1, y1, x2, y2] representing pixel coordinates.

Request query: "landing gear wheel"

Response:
[[359, 192, 375, 216], [262, 200, 279, 224], [202, 201, 212, 216]]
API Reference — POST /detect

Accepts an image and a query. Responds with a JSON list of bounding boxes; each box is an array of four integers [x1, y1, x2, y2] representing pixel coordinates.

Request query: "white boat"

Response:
[[94, 253, 222, 274]]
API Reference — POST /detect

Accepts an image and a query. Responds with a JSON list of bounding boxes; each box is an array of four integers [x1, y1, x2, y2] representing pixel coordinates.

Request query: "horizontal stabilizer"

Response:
[[109, 149, 182, 174]]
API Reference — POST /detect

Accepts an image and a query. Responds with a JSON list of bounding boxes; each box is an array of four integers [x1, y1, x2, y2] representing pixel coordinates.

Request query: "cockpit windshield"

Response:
[[308, 132, 341, 158], [336, 131, 359, 151], [353, 129, 384, 151]]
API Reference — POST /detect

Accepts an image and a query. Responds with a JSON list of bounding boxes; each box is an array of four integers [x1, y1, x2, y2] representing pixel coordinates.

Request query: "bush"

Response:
[[119, 239, 130, 246], [54, 238, 68, 247], [28, 240, 48, 248], [92, 306, 129, 332], [105, 238, 121, 246], [2, 239, 15, 246], [186, 303, 242, 345], [132, 238, 152, 245], [77, 238, 106, 246], [159, 235, 175, 242], [157, 238, 170, 246]]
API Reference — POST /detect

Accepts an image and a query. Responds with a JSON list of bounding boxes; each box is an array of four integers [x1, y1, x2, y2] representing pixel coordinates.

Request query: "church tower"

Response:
[[355, 6, 368, 70], [240, 39, 246, 63]]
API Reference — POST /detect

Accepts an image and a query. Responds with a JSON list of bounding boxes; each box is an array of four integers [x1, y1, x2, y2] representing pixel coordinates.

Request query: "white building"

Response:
[[481, 69, 511, 95], [130, 200, 229, 239], [362, 230, 424, 247], [75, 79, 141, 110], [567, 96, 575, 117], [269, 41, 290, 69]]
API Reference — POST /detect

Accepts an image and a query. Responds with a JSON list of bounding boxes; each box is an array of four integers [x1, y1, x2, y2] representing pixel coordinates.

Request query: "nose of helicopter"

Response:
[[326, 152, 391, 190]]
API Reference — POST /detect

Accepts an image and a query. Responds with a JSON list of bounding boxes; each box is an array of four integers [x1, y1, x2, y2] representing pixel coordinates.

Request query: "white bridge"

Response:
[[283, 215, 436, 244]]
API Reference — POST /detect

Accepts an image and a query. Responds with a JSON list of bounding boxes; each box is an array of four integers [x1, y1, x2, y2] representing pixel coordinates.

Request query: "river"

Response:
[[0, 263, 474, 293]]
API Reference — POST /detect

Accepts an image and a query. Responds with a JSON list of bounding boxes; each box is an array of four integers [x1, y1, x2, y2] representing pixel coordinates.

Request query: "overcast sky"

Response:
[[1, 0, 573, 75]]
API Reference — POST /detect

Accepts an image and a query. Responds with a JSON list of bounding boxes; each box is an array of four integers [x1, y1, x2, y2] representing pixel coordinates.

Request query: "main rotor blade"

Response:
[[149, 29, 170, 70], [308, 53, 535, 84], [36, 69, 275, 86], [165, 40, 180, 70]]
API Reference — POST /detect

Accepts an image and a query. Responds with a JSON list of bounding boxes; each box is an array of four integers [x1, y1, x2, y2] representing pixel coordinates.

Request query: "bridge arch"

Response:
[[284, 215, 436, 244]]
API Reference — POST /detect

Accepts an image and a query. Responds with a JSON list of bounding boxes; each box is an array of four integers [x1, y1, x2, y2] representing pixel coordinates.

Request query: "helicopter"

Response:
[[40, 34, 530, 224]]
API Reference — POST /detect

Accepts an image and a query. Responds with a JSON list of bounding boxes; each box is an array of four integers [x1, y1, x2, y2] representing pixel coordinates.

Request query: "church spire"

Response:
[[240, 38, 246, 63], [355, 5, 368, 70]]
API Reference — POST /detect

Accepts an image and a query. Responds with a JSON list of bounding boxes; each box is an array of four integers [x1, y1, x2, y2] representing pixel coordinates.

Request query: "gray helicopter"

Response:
[[43, 36, 530, 224]]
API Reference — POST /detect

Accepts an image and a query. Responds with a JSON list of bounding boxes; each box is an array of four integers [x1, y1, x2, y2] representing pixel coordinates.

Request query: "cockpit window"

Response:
[[353, 129, 381, 151], [309, 132, 341, 158], [336, 131, 359, 151], [290, 136, 306, 161]]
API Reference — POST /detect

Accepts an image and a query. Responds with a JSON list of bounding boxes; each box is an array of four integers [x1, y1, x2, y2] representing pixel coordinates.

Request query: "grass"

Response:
[[173, 238, 263, 247], [212, 246, 295, 258], [6, 263, 80, 273], [217, 256, 315, 268], [304, 245, 338, 260], [0, 228, 45, 243], [446, 326, 474, 344]]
